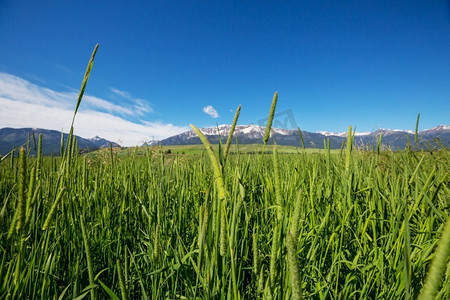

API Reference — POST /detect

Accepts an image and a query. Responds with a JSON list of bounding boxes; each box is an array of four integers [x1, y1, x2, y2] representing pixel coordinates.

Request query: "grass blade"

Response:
[[224, 104, 241, 162]]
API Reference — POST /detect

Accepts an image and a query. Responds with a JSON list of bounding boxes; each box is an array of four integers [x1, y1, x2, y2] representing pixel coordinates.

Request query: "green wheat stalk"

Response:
[[80, 214, 96, 300], [269, 224, 280, 289], [263, 92, 278, 145], [345, 125, 353, 172], [16, 147, 26, 232], [415, 113, 420, 144], [65, 44, 99, 166], [116, 260, 127, 300], [220, 206, 227, 256], [253, 225, 260, 275], [42, 186, 66, 230], [224, 104, 241, 161], [153, 223, 160, 262], [71, 44, 99, 129], [189, 124, 226, 200], [36, 134, 42, 180], [258, 265, 266, 296], [273, 146, 283, 221], [286, 233, 303, 300], [291, 190, 303, 240], [419, 216, 450, 299], [25, 166, 36, 224], [297, 127, 305, 150]]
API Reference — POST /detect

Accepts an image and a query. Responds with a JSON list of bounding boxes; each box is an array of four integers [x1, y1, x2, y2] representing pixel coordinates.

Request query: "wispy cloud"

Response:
[[0, 72, 188, 146], [84, 95, 134, 115], [203, 105, 219, 118], [110, 87, 153, 115], [110, 87, 129, 98]]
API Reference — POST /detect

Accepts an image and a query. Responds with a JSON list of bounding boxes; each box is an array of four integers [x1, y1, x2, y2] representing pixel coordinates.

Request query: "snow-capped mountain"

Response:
[[181, 124, 293, 138], [419, 125, 450, 135], [317, 129, 413, 137], [146, 124, 450, 149], [0, 128, 120, 156]]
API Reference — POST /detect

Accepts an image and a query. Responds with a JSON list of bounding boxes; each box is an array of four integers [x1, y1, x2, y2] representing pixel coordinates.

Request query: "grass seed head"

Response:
[[263, 92, 278, 144]]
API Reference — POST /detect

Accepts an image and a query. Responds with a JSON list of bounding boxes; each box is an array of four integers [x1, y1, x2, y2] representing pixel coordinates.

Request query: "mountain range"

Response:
[[1, 125, 449, 156], [0, 128, 119, 156], [145, 124, 450, 150]]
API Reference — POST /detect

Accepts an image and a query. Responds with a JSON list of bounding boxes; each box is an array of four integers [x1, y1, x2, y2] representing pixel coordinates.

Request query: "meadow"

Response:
[[1, 45, 449, 299], [108, 144, 339, 157]]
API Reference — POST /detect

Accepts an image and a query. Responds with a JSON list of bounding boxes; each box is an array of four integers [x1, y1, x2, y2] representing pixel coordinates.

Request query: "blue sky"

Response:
[[1, 1, 449, 146]]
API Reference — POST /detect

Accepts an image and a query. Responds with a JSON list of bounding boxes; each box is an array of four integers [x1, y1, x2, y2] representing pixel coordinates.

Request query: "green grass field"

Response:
[[1, 144, 449, 299], [110, 144, 340, 157]]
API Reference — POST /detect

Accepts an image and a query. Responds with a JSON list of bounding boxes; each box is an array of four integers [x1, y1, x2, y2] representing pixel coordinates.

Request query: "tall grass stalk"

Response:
[[16, 147, 26, 232], [224, 104, 241, 162], [25, 166, 36, 223], [36, 134, 42, 180], [269, 224, 280, 290], [286, 233, 302, 300], [65, 44, 99, 167], [263, 92, 278, 145], [0, 151, 11, 164], [41, 186, 65, 230], [80, 215, 96, 300], [10, 149, 15, 169], [153, 223, 160, 262], [253, 226, 260, 276], [71, 44, 99, 129], [297, 127, 305, 149], [415, 113, 420, 144], [376, 132, 382, 165], [116, 260, 127, 300], [273, 146, 283, 221], [290, 190, 303, 240], [419, 216, 450, 299], [219, 208, 227, 256], [189, 124, 226, 200], [345, 125, 353, 172]]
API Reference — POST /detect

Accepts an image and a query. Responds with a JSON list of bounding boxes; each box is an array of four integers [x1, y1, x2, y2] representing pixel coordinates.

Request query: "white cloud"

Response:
[[0, 73, 73, 109], [110, 87, 129, 98], [110, 87, 153, 115], [0, 72, 188, 146], [84, 95, 135, 115], [133, 98, 152, 116], [203, 105, 219, 118]]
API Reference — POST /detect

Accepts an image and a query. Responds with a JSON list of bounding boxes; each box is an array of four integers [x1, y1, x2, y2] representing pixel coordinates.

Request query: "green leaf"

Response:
[[94, 268, 109, 281], [57, 283, 71, 300], [98, 279, 120, 300], [81, 283, 98, 293]]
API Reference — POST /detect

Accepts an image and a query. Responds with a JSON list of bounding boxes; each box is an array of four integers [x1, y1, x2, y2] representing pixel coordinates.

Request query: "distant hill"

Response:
[[0, 128, 120, 156], [145, 124, 450, 150]]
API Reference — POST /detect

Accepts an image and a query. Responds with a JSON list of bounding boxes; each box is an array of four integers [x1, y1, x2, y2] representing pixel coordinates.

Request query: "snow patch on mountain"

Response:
[[317, 131, 347, 137], [317, 131, 371, 137], [420, 125, 450, 134]]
